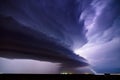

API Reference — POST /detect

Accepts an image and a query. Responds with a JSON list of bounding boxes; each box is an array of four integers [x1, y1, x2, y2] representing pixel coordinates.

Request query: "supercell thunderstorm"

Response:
[[0, 0, 120, 73]]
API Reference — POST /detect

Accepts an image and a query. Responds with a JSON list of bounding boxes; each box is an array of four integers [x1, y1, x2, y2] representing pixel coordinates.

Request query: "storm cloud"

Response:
[[0, 0, 120, 73]]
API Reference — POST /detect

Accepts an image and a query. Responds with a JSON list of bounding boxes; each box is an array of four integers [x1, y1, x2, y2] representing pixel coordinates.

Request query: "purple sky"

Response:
[[0, 0, 120, 73]]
